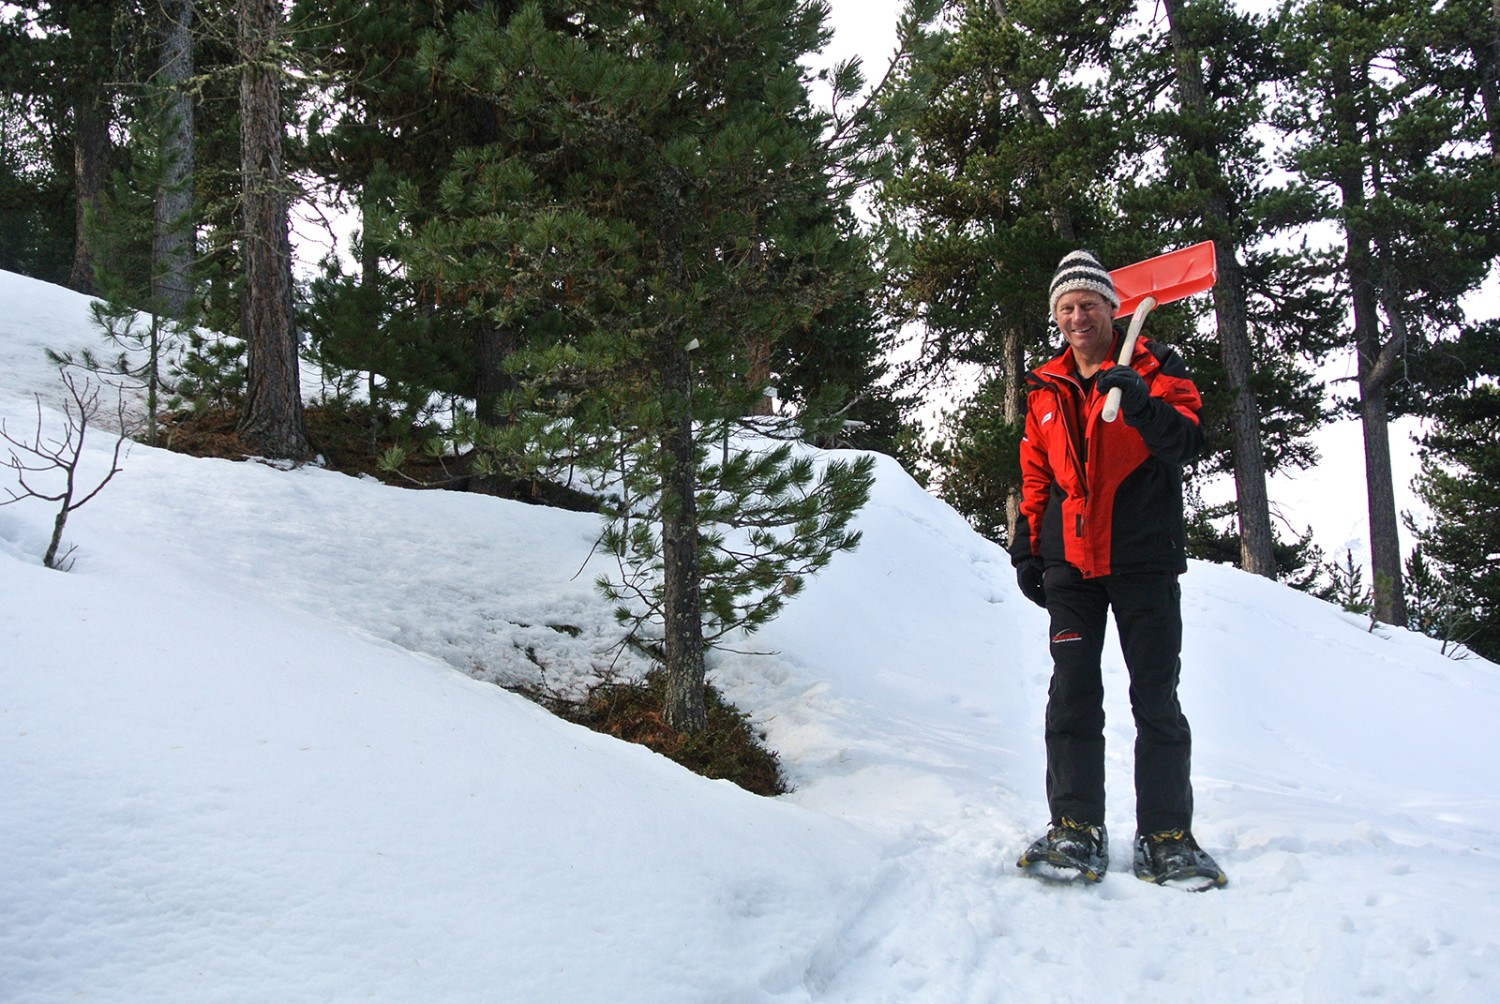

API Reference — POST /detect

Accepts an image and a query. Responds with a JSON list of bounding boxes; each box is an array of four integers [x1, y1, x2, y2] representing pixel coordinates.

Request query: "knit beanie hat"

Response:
[[1048, 250, 1120, 316]]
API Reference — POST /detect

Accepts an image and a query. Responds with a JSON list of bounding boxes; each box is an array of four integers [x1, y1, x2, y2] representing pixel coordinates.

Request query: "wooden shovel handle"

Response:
[[1101, 295, 1157, 423]]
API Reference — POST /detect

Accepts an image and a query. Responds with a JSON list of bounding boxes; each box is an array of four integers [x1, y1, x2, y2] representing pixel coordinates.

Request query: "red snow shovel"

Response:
[[1101, 240, 1218, 422]]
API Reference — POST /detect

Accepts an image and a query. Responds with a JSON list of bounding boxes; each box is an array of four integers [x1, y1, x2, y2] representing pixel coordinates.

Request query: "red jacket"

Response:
[[1010, 332, 1204, 579]]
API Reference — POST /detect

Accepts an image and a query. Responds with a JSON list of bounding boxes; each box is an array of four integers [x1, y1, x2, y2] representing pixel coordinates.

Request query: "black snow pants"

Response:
[[1041, 564, 1194, 835]]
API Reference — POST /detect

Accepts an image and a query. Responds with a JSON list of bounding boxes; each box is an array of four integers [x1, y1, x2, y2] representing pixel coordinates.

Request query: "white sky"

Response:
[[821, 0, 908, 77]]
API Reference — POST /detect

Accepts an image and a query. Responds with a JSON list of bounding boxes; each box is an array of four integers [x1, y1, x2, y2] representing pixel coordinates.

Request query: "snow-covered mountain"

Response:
[[3, 269, 1497, 1002]]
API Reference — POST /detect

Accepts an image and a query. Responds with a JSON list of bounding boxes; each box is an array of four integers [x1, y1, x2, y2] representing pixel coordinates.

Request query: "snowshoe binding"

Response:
[[1132, 830, 1228, 891], [1017, 818, 1108, 883]]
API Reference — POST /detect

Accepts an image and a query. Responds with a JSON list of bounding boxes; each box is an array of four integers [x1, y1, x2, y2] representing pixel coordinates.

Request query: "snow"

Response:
[[3, 267, 1499, 1002]]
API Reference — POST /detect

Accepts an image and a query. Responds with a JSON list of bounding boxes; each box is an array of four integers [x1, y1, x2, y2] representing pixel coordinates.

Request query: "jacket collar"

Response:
[[1034, 327, 1127, 385]]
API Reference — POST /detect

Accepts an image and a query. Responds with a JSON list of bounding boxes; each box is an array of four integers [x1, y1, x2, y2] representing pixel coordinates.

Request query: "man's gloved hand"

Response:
[[1098, 363, 1151, 422], [1015, 555, 1047, 608]]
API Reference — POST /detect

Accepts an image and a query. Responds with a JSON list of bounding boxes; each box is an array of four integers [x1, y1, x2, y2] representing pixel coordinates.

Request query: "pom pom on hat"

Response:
[[1049, 249, 1119, 316]]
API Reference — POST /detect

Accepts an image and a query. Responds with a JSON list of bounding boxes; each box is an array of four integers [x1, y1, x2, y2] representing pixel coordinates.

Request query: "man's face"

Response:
[[1053, 289, 1116, 367]]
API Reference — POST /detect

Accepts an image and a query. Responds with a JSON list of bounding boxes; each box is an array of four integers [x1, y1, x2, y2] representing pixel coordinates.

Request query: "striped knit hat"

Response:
[[1048, 249, 1119, 316]]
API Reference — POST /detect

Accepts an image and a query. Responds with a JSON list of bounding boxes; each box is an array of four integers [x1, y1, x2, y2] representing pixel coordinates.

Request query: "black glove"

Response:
[[1097, 363, 1151, 422], [1015, 556, 1047, 609]]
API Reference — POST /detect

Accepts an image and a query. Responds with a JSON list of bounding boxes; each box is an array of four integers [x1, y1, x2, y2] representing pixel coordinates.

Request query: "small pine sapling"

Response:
[[1317, 548, 1373, 619]]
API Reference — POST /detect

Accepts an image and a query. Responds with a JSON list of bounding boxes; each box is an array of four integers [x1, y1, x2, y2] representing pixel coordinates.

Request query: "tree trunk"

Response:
[[237, 0, 310, 459], [1325, 37, 1407, 627], [153, 0, 195, 320], [70, 99, 108, 295], [65, 3, 115, 296], [1161, 0, 1276, 578], [1212, 250, 1276, 576], [660, 343, 707, 734], [1347, 232, 1407, 626], [1481, 0, 1500, 161], [1356, 375, 1405, 626], [475, 322, 518, 429], [1001, 316, 1030, 539], [744, 333, 774, 416]]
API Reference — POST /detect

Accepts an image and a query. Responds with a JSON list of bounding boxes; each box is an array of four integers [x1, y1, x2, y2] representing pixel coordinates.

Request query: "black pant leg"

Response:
[[1108, 572, 1193, 834], [1041, 566, 1111, 826]]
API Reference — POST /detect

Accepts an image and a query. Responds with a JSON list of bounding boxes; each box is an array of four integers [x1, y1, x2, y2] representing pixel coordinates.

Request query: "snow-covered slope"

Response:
[[3, 269, 1497, 1002]]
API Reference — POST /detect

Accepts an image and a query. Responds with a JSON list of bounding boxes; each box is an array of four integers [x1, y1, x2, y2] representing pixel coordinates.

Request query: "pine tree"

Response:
[[291, 0, 590, 441], [0, 11, 75, 284], [1409, 320, 1500, 662], [1403, 544, 1479, 658], [3, 1, 286, 425], [79, 110, 189, 447], [1270, 0, 1500, 626], [1115, 0, 1326, 578], [236, 0, 309, 459], [1318, 548, 1373, 616], [401, 1, 878, 733], [4, 3, 202, 445], [294, 0, 914, 449], [0, 1, 144, 294], [876, 0, 1136, 539], [74, 0, 207, 446], [1438, 0, 1499, 160], [760, 201, 914, 460]]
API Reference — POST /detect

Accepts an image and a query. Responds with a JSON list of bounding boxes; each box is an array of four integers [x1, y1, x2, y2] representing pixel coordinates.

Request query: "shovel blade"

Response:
[[1110, 241, 1217, 317]]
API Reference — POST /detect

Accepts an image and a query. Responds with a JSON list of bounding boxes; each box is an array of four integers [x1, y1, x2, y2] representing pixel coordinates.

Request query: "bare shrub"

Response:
[[1, 370, 128, 570]]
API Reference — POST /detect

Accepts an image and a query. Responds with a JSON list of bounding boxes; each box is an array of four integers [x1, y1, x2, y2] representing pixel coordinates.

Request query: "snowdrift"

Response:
[[3, 269, 1498, 1002]]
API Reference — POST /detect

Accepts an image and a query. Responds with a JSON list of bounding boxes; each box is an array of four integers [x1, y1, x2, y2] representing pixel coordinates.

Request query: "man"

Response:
[[1010, 249, 1226, 888]]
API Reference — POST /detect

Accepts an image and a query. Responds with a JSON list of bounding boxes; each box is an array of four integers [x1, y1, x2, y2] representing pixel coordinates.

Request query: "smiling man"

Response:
[[1010, 249, 1227, 889]]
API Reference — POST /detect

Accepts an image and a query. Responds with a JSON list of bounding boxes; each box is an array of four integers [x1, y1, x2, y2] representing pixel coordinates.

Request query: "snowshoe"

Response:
[[1132, 830, 1228, 891], [1017, 818, 1108, 883]]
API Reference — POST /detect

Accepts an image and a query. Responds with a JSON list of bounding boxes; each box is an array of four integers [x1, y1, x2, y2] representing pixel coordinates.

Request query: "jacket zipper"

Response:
[[1048, 378, 1090, 548]]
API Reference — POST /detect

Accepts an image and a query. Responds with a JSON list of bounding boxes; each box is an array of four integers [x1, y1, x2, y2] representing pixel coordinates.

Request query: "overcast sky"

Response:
[[818, 0, 906, 83]]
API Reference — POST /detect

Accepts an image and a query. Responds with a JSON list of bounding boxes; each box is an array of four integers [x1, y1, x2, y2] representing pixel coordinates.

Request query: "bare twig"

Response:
[[0, 370, 129, 570]]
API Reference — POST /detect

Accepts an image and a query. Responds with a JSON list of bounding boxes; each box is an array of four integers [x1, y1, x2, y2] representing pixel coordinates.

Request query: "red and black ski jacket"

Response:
[[1009, 332, 1204, 579]]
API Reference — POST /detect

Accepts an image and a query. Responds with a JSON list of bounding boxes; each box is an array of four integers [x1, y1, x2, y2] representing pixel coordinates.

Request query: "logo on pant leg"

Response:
[[1050, 629, 1084, 644]]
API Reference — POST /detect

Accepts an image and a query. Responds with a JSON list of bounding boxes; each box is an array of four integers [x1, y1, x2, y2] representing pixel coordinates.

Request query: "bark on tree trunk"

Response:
[[65, 2, 116, 297], [660, 344, 707, 734], [153, 0, 195, 320], [237, 0, 310, 460], [744, 333, 774, 416], [475, 322, 519, 429], [1347, 234, 1407, 627], [1357, 377, 1405, 625], [1212, 251, 1277, 577], [70, 100, 108, 296]]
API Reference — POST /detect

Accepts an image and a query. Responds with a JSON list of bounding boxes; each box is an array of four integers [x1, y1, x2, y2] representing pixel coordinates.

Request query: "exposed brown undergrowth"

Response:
[[516, 671, 788, 797]]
